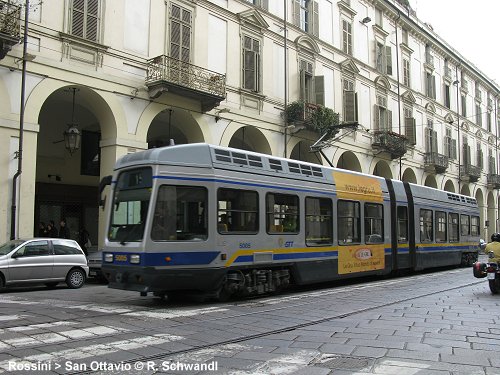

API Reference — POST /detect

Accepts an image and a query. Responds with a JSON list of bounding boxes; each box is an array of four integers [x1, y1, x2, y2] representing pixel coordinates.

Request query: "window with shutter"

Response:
[[343, 79, 356, 123], [315, 76, 324, 106], [385, 46, 392, 75], [374, 102, 389, 131], [376, 42, 384, 73], [344, 91, 357, 122], [170, 4, 192, 63], [477, 143, 483, 169], [451, 139, 457, 160], [444, 84, 450, 108], [299, 60, 314, 102], [342, 20, 352, 55], [403, 59, 410, 86], [425, 127, 432, 153], [489, 152, 496, 174], [476, 104, 482, 126], [405, 117, 416, 145], [242, 36, 260, 92], [70, 0, 100, 42]]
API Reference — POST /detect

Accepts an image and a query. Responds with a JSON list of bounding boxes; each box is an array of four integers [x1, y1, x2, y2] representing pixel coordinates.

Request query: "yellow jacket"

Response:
[[485, 241, 500, 263]]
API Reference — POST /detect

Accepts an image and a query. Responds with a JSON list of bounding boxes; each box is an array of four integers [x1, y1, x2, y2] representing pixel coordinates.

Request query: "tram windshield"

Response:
[[108, 167, 152, 243]]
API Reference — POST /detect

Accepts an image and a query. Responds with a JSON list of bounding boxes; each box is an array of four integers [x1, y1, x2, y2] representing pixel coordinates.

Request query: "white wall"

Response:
[[123, 0, 150, 55], [208, 15, 227, 74]]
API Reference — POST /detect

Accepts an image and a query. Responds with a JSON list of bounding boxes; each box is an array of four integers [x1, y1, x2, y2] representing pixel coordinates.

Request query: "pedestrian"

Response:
[[38, 222, 47, 237], [58, 218, 70, 239], [46, 220, 58, 237], [78, 227, 90, 256]]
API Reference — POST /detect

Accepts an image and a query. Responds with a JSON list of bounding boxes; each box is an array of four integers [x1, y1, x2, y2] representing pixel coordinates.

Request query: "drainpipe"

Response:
[[283, 0, 288, 158], [11, 0, 29, 240], [496, 94, 499, 232], [455, 63, 461, 194], [395, 12, 402, 180]]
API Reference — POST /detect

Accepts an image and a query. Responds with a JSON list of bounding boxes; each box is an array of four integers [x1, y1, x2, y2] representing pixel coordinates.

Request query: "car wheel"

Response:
[[45, 282, 58, 288], [66, 269, 86, 289], [0, 275, 4, 290]]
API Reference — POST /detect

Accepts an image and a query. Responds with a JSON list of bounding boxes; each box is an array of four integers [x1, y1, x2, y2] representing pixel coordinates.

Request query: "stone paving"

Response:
[[0, 264, 499, 374]]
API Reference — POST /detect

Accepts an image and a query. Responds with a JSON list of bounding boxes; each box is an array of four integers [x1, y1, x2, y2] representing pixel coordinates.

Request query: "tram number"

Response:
[[239, 243, 251, 249]]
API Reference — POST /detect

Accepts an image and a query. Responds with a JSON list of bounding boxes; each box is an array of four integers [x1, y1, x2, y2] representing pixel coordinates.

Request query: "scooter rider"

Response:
[[485, 233, 500, 263]]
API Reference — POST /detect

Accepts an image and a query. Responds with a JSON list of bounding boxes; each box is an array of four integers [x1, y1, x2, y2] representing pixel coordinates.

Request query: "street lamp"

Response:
[[59, 87, 81, 155]]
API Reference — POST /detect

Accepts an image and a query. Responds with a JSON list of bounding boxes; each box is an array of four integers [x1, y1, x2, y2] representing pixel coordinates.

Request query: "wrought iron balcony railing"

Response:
[[371, 131, 408, 159], [460, 164, 481, 183], [424, 152, 449, 174], [146, 55, 226, 111], [487, 174, 500, 189], [0, 1, 21, 59]]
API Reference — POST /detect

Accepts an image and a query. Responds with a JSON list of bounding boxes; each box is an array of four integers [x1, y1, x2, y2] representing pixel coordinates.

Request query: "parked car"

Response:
[[0, 238, 88, 289], [87, 250, 107, 282]]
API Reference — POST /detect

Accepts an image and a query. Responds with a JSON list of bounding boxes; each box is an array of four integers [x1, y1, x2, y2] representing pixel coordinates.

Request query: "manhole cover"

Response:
[[313, 355, 374, 370]]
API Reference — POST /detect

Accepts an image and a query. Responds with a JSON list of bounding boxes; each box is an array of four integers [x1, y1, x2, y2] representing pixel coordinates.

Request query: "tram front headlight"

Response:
[[104, 253, 114, 263], [130, 254, 141, 264]]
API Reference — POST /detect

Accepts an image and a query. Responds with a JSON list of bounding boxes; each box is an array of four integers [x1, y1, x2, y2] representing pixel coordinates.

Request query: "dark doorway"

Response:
[[35, 183, 99, 247]]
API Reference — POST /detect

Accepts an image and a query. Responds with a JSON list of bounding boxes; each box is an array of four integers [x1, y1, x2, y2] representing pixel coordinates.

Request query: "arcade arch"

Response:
[[336, 151, 362, 172], [372, 160, 392, 179], [401, 168, 417, 184], [424, 175, 438, 189], [443, 179, 455, 192], [290, 140, 321, 164], [36, 85, 118, 246], [228, 126, 271, 155], [147, 108, 204, 147]]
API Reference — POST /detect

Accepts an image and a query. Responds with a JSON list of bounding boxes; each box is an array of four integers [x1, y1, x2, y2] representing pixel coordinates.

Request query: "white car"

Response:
[[0, 238, 89, 289]]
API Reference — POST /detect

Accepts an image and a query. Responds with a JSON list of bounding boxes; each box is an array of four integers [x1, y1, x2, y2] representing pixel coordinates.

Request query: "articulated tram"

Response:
[[100, 143, 480, 299]]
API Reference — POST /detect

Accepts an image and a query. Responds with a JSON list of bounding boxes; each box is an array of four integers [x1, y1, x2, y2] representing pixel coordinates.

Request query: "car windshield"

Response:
[[0, 240, 25, 256]]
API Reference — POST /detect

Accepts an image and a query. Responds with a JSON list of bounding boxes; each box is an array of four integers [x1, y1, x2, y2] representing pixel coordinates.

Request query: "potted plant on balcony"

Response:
[[283, 100, 340, 138]]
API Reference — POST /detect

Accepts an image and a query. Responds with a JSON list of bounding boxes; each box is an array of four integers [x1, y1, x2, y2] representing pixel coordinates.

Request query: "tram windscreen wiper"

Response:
[[119, 224, 144, 245]]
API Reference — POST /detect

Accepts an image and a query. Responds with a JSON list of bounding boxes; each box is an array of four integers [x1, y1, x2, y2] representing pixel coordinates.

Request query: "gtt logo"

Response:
[[284, 241, 293, 248]]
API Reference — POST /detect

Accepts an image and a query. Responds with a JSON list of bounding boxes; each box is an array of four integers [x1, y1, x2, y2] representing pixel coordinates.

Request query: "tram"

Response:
[[100, 143, 480, 299]]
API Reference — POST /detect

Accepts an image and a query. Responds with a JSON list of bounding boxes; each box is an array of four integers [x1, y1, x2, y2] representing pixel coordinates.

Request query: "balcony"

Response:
[[424, 152, 449, 174], [146, 55, 226, 112], [371, 131, 408, 159], [487, 174, 500, 189], [460, 164, 481, 183], [0, 1, 21, 60]]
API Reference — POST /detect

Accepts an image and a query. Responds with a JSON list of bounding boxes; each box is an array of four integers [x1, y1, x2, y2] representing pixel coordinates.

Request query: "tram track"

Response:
[[58, 272, 486, 374]]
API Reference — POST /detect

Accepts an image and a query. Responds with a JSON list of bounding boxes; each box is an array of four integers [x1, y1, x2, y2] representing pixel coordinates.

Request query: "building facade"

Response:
[[0, 0, 498, 246]]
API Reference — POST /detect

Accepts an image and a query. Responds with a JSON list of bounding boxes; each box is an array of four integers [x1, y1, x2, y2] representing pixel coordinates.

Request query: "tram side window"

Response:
[[471, 216, 480, 237], [338, 200, 360, 244], [449, 213, 459, 242], [305, 197, 333, 246], [397, 206, 408, 243], [151, 186, 208, 241], [460, 214, 470, 236], [217, 188, 258, 233], [435, 211, 447, 242], [266, 193, 299, 233], [420, 209, 433, 242], [364, 203, 384, 243]]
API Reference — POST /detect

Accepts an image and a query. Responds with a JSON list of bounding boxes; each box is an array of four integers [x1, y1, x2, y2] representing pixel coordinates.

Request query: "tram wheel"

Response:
[[488, 279, 500, 294]]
